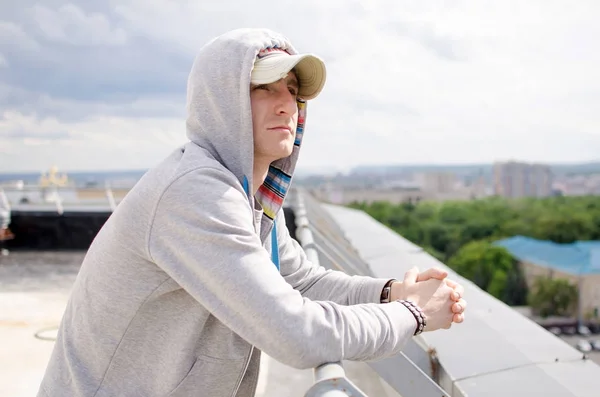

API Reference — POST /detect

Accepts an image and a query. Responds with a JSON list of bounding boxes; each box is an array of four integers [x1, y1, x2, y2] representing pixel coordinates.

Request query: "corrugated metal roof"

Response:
[[494, 235, 600, 275], [290, 190, 600, 397]]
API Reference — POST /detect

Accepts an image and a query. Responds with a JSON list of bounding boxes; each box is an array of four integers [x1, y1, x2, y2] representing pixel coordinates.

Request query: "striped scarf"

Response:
[[255, 99, 306, 220]]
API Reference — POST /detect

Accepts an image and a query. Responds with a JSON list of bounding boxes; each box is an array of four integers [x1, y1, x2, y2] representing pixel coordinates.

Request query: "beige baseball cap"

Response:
[[251, 48, 326, 100]]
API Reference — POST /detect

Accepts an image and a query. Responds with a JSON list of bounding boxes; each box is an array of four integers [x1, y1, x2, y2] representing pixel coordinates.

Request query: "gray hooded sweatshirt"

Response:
[[38, 28, 418, 397]]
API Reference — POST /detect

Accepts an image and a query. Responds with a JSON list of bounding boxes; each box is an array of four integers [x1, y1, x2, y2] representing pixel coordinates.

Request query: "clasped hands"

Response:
[[390, 267, 467, 329]]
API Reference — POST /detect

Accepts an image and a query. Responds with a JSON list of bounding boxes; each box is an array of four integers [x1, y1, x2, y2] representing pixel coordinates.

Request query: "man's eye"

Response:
[[289, 87, 298, 96], [253, 84, 268, 90]]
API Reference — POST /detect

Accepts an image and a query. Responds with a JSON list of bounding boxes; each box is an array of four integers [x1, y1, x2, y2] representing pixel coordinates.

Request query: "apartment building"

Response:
[[419, 172, 457, 194], [493, 161, 553, 198]]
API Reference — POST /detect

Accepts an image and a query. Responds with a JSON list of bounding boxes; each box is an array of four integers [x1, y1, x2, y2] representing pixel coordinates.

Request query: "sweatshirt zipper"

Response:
[[231, 346, 254, 397]]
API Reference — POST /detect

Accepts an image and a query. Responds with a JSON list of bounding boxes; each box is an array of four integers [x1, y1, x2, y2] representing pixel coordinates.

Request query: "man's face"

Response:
[[251, 71, 299, 165]]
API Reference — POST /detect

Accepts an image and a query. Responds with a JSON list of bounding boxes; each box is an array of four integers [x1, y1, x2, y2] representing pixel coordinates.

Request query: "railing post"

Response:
[[105, 186, 117, 212], [54, 188, 64, 215], [304, 363, 367, 397], [0, 188, 10, 230]]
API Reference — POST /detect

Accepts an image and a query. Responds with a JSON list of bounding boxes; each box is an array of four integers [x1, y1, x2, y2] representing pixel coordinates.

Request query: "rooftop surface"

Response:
[[3, 191, 600, 397], [314, 197, 600, 397], [0, 251, 83, 397]]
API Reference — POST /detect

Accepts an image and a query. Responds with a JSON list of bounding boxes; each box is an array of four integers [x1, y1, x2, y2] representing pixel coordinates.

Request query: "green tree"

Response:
[[593, 213, 600, 240], [528, 277, 578, 317], [423, 223, 454, 255], [503, 264, 529, 306], [350, 196, 600, 249], [422, 246, 445, 262], [438, 202, 471, 224], [459, 220, 497, 243], [412, 202, 438, 221], [532, 214, 596, 243], [487, 269, 507, 300], [349, 195, 600, 307], [448, 241, 513, 290], [496, 219, 532, 239], [387, 207, 412, 230], [364, 201, 394, 225]]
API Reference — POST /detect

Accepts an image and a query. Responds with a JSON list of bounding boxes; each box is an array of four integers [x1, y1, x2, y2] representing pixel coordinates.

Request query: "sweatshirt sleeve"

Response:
[[147, 167, 417, 369], [276, 210, 394, 305]]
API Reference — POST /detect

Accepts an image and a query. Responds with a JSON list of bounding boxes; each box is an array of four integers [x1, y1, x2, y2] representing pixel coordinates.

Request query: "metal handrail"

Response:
[[304, 362, 368, 397], [1, 185, 120, 213], [0, 184, 131, 191], [294, 193, 368, 397], [293, 188, 451, 397]]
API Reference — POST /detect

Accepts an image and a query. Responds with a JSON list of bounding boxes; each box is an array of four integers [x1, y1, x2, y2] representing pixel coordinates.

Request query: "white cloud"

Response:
[[0, 53, 7, 67], [0, 21, 41, 51], [0, 82, 185, 121], [0, 110, 187, 171], [0, 111, 72, 140], [1, 0, 599, 172], [29, 3, 128, 46]]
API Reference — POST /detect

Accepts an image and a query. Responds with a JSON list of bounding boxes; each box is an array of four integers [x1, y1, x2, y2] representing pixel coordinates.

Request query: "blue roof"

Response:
[[493, 236, 600, 275]]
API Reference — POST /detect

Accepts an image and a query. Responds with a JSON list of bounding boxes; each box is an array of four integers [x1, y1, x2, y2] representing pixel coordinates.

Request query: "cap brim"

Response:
[[251, 53, 326, 100]]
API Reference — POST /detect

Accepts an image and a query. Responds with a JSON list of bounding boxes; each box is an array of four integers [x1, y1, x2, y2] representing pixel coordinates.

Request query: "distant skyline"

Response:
[[1, 1, 600, 172], [2, 159, 599, 178]]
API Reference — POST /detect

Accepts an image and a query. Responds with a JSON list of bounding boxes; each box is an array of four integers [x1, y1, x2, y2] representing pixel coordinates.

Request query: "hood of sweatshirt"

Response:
[[185, 28, 313, 229]]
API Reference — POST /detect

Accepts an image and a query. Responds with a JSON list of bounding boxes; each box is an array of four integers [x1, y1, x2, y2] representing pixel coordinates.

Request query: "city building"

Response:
[[493, 161, 553, 198], [494, 236, 600, 322], [419, 172, 457, 194]]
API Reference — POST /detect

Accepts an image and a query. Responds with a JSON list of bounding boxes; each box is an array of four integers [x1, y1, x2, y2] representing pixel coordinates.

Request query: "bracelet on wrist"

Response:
[[397, 299, 427, 335], [380, 279, 397, 304]]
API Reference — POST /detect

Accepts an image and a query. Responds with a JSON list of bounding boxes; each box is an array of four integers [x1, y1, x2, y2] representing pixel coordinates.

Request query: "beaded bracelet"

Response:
[[397, 299, 427, 335]]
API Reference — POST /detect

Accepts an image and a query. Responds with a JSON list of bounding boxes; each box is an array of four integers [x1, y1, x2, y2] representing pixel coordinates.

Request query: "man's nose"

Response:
[[275, 88, 297, 115]]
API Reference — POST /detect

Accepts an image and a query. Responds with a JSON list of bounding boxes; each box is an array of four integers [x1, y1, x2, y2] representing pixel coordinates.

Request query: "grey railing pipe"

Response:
[[292, 189, 452, 397], [304, 362, 367, 397], [294, 194, 368, 397]]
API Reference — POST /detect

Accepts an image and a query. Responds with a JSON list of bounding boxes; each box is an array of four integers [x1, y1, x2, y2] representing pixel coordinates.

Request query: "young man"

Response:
[[38, 28, 466, 397]]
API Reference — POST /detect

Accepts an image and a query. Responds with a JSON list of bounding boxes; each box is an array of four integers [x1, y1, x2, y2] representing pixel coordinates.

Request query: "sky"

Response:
[[1, 0, 599, 174]]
